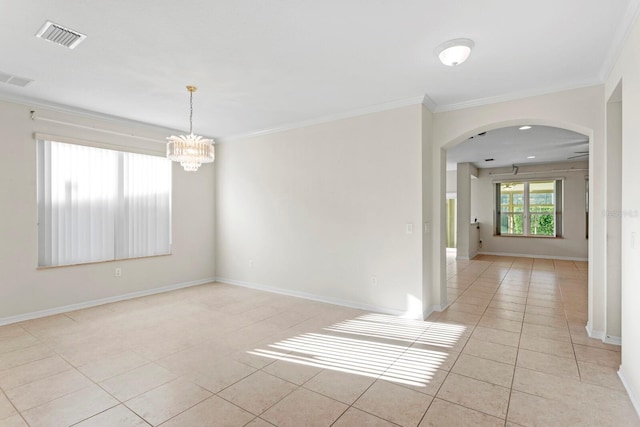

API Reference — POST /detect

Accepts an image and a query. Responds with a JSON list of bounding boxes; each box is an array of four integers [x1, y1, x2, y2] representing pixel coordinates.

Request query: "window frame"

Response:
[[494, 179, 563, 238], [36, 136, 173, 268]]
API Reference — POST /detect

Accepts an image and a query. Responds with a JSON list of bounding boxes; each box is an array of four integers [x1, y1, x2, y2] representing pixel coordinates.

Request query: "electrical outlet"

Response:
[[406, 223, 413, 234], [249, 259, 254, 268], [371, 276, 377, 287], [115, 268, 122, 277]]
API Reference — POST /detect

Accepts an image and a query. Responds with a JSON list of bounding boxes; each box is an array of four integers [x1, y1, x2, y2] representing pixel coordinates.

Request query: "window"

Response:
[[495, 180, 562, 237], [37, 139, 172, 267]]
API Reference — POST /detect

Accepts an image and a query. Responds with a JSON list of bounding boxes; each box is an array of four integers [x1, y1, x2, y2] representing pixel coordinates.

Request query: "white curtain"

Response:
[[37, 140, 171, 267], [117, 151, 172, 259]]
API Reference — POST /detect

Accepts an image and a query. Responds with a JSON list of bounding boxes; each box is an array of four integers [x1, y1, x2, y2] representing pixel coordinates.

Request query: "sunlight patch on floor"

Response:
[[247, 313, 466, 387]]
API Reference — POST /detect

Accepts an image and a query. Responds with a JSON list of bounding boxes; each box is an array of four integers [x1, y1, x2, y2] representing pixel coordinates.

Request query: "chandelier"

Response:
[[166, 85, 215, 171]]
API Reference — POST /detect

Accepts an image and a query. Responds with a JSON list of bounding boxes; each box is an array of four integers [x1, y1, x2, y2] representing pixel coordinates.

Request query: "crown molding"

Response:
[[0, 90, 184, 137], [598, 0, 640, 81], [217, 95, 424, 143], [421, 94, 437, 112], [433, 80, 603, 113]]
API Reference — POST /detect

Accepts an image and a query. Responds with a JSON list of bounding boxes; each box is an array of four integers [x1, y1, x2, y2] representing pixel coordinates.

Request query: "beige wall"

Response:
[[216, 105, 425, 317], [0, 99, 216, 322], [473, 161, 589, 260], [605, 12, 640, 416]]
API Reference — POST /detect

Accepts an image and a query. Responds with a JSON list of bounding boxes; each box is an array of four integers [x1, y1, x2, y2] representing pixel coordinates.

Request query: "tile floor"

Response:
[[0, 254, 638, 426]]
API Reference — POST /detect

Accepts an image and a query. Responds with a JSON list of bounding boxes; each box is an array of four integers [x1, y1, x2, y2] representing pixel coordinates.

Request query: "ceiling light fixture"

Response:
[[167, 86, 215, 172], [436, 38, 474, 66], [527, 155, 536, 159], [519, 125, 532, 130]]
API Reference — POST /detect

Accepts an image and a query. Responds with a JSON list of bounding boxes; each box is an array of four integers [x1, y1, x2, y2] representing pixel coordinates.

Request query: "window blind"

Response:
[[37, 139, 172, 267]]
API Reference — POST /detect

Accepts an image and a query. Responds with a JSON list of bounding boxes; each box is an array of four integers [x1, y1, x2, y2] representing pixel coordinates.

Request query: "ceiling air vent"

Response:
[[36, 21, 86, 49], [0, 70, 33, 87]]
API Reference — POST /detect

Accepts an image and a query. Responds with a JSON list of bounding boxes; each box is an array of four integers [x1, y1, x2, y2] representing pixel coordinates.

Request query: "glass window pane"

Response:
[[529, 180, 555, 236], [501, 213, 523, 235], [530, 213, 555, 236]]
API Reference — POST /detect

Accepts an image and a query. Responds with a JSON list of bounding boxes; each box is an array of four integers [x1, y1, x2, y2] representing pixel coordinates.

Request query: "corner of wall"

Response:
[[618, 366, 640, 419]]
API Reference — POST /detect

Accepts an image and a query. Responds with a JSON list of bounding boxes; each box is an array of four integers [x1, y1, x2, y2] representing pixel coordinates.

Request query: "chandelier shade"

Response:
[[166, 85, 215, 171]]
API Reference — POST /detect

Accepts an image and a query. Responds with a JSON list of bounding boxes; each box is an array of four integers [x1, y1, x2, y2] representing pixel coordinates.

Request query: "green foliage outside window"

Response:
[[499, 181, 557, 236]]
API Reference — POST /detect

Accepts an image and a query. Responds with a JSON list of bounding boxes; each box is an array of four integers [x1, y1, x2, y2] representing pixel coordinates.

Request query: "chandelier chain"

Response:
[[189, 90, 193, 134]]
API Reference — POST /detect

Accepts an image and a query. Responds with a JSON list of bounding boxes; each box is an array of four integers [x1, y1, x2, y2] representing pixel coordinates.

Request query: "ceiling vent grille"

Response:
[[0, 70, 33, 87], [36, 21, 86, 49]]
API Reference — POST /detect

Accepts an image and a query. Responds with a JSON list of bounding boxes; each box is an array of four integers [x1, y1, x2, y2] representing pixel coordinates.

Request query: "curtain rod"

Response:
[[31, 111, 166, 144]]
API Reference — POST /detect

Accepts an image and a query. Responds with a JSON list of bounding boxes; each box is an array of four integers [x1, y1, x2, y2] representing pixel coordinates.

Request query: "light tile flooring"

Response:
[[0, 254, 638, 426]]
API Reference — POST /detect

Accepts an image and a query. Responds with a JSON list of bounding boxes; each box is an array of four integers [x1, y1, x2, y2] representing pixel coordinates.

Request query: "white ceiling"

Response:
[[446, 125, 589, 170], [0, 1, 638, 139]]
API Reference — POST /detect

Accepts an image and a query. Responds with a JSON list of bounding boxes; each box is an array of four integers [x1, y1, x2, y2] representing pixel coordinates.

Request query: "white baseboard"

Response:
[[586, 322, 604, 340], [216, 277, 423, 319], [585, 323, 622, 346], [618, 367, 640, 418], [604, 335, 622, 346], [423, 303, 448, 320], [0, 277, 216, 326], [477, 251, 588, 261]]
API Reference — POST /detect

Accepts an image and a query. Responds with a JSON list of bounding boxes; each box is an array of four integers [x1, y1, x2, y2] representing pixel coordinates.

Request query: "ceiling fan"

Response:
[[568, 151, 589, 159]]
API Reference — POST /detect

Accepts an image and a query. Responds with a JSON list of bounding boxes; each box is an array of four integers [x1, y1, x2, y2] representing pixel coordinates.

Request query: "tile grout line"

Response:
[[0, 386, 30, 427], [504, 261, 531, 426]]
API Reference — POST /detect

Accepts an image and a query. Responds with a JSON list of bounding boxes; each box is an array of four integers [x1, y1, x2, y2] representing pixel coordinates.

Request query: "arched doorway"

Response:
[[426, 109, 608, 345]]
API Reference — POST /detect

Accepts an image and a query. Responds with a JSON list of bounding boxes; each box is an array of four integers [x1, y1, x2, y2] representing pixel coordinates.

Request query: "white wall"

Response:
[[473, 161, 588, 260], [422, 106, 438, 315], [605, 12, 640, 416], [0, 99, 216, 322], [446, 170, 457, 194], [430, 85, 605, 334], [216, 105, 425, 317], [606, 99, 622, 340], [456, 163, 478, 259]]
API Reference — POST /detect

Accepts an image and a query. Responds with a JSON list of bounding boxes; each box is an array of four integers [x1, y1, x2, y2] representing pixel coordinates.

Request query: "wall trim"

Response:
[[216, 277, 423, 319], [618, 366, 640, 418], [604, 335, 622, 346], [217, 96, 424, 142], [477, 251, 588, 262], [0, 91, 182, 136], [434, 81, 601, 113], [0, 277, 216, 326], [586, 322, 606, 341], [598, 0, 640, 81]]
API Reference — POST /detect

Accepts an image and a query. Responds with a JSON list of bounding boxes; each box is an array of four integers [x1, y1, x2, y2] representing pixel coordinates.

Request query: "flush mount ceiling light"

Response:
[[166, 86, 215, 172], [519, 125, 532, 130], [436, 38, 474, 66], [527, 155, 536, 159]]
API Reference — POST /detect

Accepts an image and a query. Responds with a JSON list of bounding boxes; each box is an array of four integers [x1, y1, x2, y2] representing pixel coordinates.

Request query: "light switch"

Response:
[[406, 223, 413, 234], [424, 221, 432, 234]]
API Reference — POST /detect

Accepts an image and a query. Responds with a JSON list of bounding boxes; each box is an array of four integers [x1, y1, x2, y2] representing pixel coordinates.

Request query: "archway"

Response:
[[427, 114, 605, 344]]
